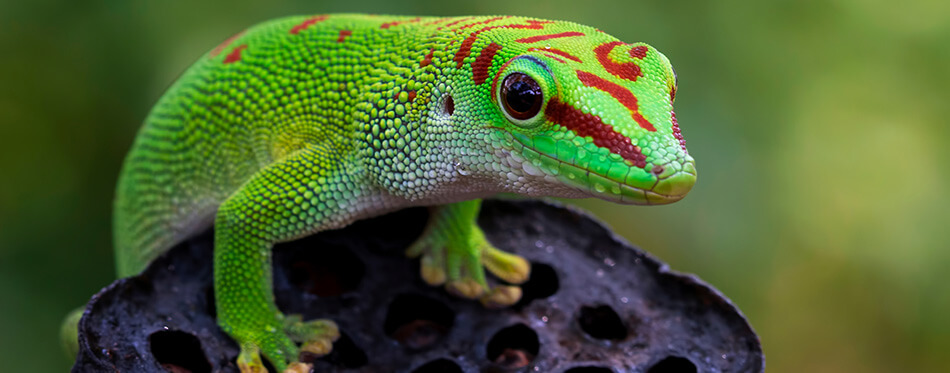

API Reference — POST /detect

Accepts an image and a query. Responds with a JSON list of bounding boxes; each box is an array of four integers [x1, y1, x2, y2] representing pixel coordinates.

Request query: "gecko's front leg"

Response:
[[214, 150, 366, 372], [407, 199, 531, 307]]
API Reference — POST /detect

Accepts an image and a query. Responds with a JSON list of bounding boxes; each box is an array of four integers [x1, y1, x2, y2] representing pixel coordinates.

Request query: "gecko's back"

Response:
[[114, 15, 441, 276]]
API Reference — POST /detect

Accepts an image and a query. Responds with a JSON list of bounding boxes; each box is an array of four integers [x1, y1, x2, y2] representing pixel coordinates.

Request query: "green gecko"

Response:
[[70, 14, 696, 372]]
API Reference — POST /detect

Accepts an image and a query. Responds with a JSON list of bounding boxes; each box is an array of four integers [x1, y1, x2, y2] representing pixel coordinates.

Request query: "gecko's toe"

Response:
[[480, 285, 523, 308], [284, 362, 313, 373], [482, 245, 531, 284], [446, 278, 487, 299]]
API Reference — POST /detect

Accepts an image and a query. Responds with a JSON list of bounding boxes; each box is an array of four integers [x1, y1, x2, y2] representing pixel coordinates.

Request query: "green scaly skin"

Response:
[[96, 14, 695, 372]]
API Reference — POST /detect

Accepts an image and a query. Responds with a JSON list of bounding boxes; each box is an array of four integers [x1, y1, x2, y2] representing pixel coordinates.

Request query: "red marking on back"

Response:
[[472, 42, 503, 84], [210, 30, 245, 58], [419, 48, 435, 67], [629, 45, 648, 59], [515, 31, 585, 43], [528, 47, 581, 63], [423, 17, 454, 26], [420, 48, 435, 67], [671, 111, 687, 152], [408, 90, 417, 102], [594, 41, 642, 81], [381, 17, 421, 29], [438, 17, 476, 30], [458, 16, 509, 29], [223, 44, 247, 64], [454, 20, 553, 68], [545, 97, 647, 168], [576, 70, 656, 131], [290, 15, 329, 35], [337, 30, 352, 42]]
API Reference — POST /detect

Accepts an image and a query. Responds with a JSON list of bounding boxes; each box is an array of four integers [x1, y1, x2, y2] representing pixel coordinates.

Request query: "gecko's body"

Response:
[[107, 14, 695, 372]]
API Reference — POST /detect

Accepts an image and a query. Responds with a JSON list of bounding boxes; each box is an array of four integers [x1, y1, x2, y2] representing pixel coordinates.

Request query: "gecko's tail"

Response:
[[60, 307, 84, 361]]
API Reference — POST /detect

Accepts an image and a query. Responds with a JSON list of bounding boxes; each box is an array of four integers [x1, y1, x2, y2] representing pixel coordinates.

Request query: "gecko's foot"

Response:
[[407, 208, 530, 308], [231, 315, 339, 373]]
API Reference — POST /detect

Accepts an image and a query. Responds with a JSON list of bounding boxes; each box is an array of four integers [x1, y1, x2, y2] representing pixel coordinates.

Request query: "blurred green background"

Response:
[[2, 0, 948, 371]]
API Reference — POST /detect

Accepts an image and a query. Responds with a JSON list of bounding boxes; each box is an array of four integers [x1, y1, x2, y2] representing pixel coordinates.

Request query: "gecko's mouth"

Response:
[[508, 134, 696, 205], [559, 158, 696, 205]]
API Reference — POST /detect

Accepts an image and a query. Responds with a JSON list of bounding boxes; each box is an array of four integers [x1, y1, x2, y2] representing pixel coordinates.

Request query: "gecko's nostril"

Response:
[[651, 165, 664, 175]]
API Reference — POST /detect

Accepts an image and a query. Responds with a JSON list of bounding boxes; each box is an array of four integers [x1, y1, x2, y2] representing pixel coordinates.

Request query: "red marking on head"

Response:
[[671, 111, 687, 152], [528, 47, 581, 63], [515, 31, 585, 43], [290, 15, 329, 35], [539, 53, 566, 63], [594, 41, 642, 81], [223, 44, 247, 64], [458, 16, 509, 29], [337, 30, 352, 43], [545, 97, 646, 168], [629, 45, 648, 59], [210, 30, 245, 58], [454, 20, 553, 68], [472, 42, 503, 84], [420, 48, 435, 67], [381, 17, 421, 29], [576, 71, 655, 131]]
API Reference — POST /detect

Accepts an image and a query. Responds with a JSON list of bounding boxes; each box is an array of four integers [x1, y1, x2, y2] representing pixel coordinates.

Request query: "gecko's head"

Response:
[[471, 25, 695, 204]]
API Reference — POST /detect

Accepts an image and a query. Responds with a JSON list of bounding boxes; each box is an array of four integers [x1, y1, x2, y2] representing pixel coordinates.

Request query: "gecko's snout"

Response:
[[643, 159, 696, 205]]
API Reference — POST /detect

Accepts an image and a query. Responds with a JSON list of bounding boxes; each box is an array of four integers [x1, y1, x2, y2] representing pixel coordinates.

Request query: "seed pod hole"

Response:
[[577, 304, 628, 340], [149, 330, 211, 373], [383, 294, 455, 349], [411, 358, 463, 373], [647, 356, 697, 373]]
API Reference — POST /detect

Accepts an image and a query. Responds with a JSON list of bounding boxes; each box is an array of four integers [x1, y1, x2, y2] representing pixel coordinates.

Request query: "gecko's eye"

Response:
[[501, 73, 543, 121]]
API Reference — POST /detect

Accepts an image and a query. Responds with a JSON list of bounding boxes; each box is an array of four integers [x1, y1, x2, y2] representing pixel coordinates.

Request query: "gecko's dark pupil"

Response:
[[501, 73, 542, 120]]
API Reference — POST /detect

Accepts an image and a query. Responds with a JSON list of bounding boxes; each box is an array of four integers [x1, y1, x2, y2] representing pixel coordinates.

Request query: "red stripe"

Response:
[[516, 31, 584, 43], [458, 16, 509, 29], [381, 17, 421, 29], [210, 30, 245, 57], [290, 15, 329, 35], [528, 47, 581, 63], [594, 41, 642, 81], [423, 17, 454, 26], [539, 53, 566, 63], [545, 97, 647, 168], [337, 30, 352, 42], [472, 42, 502, 84], [671, 111, 686, 152], [420, 48, 435, 67], [576, 70, 656, 131], [454, 20, 552, 68], [438, 16, 476, 30], [223, 44, 247, 64]]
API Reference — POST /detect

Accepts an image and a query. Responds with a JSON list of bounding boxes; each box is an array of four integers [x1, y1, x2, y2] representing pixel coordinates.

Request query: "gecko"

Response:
[[65, 14, 696, 372]]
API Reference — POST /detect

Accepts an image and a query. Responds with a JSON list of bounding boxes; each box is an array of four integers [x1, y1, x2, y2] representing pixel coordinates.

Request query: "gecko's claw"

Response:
[[231, 315, 338, 373], [285, 316, 339, 358], [407, 201, 531, 307], [480, 285, 523, 308], [482, 242, 531, 284], [284, 362, 313, 373]]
